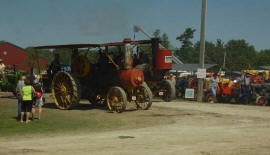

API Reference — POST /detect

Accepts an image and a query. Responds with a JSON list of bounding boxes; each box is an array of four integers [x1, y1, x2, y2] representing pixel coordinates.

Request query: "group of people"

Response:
[[16, 74, 44, 123], [209, 72, 251, 104]]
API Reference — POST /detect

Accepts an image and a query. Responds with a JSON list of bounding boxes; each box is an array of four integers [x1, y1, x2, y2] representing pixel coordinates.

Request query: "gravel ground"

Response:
[[1, 92, 270, 155]]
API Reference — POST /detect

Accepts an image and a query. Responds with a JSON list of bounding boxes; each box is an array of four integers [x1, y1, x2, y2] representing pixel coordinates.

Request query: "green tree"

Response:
[[176, 28, 196, 49], [175, 28, 196, 63], [161, 33, 170, 49], [25, 47, 52, 71], [152, 29, 170, 48], [255, 49, 270, 66], [225, 40, 256, 71], [153, 29, 161, 38]]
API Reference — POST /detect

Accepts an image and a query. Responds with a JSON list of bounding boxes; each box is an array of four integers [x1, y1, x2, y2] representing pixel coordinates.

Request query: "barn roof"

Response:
[[0, 41, 26, 51], [0, 41, 49, 71]]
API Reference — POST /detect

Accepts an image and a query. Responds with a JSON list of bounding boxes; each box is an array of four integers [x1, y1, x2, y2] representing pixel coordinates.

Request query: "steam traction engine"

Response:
[[135, 38, 175, 102], [35, 39, 152, 113]]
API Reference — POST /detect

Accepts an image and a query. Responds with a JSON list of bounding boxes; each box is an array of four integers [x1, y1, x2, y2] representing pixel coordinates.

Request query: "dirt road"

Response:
[[1, 99, 270, 155]]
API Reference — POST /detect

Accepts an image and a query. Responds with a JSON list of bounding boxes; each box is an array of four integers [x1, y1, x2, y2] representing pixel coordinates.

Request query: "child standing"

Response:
[[32, 79, 44, 120]]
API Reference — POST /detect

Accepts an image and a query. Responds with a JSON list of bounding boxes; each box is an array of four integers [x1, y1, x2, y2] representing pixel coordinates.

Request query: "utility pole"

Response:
[[223, 51, 226, 70], [197, 0, 207, 102]]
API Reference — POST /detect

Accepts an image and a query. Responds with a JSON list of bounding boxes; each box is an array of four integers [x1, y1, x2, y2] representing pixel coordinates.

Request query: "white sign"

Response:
[[197, 68, 206, 78], [165, 56, 172, 63], [185, 88, 195, 99], [159, 92, 164, 96]]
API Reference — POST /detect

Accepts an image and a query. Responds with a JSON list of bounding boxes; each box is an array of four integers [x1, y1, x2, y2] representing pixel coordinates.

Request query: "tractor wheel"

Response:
[[51, 71, 81, 109], [135, 82, 152, 110], [256, 96, 266, 106], [161, 80, 176, 102], [205, 93, 214, 102], [106, 86, 127, 113]]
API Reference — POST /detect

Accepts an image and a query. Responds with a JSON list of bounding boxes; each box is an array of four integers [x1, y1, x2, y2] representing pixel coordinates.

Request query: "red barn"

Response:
[[0, 41, 48, 72]]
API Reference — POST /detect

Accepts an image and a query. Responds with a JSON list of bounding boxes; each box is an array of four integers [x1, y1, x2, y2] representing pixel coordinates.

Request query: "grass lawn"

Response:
[[0, 95, 173, 138], [0, 101, 124, 138]]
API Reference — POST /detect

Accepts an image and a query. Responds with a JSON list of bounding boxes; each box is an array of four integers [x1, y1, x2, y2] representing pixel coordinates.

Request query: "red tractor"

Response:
[[203, 73, 240, 103], [215, 77, 238, 103], [134, 38, 176, 102]]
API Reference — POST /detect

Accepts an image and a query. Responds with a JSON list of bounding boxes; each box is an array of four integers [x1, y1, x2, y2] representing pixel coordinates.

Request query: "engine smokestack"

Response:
[[123, 38, 132, 69]]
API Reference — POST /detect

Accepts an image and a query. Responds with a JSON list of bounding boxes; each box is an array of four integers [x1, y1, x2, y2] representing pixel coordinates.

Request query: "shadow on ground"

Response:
[[43, 102, 138, 113]]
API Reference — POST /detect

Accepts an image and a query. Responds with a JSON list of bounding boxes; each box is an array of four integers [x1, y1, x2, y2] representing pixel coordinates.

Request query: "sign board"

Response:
[[159, 92, 164, 96], [197, 68, 206, 78], [165, 56, 172, 63], [185, 88, 195, 99]]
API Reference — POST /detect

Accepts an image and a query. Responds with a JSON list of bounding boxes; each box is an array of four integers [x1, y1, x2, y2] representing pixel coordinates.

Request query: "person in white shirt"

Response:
[[210, 73, 218, 103], [16, 75, 26, 120], [240, 72, 251, 104], [0, 59, 5, 74]]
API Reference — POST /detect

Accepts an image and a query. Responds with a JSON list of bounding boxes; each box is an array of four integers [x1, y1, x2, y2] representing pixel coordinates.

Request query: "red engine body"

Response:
[[249, 74, 263, 84], [156, 49, 172, 70], [120, 68, 144, 88], [216, 82, 236, 96]]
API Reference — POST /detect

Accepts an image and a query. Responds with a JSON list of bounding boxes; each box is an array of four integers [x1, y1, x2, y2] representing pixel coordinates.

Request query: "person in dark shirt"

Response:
[[49, 54, 61, 79]]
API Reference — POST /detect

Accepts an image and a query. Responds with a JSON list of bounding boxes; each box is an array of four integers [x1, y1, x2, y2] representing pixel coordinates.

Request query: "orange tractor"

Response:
[[204, 74, 239, 103]]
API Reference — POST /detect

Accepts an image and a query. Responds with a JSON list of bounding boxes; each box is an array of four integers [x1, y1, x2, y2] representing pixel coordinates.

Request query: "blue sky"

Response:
[[0, 0, 269, 51]]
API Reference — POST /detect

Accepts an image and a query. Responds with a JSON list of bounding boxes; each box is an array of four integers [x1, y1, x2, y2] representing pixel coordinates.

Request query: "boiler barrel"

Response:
[[120, 68, 144, 88]]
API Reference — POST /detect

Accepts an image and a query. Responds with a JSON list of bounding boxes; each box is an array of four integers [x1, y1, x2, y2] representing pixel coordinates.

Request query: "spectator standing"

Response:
[[16, 75, 26, 120], [210, 73, 218, 103], [20, 78, 35, 123], [240, 72, 251, 104], [0, 59, 6, 80], [49, 54, 61, 79], [0, 59, 5, 74], [32, 79, 44, 120]]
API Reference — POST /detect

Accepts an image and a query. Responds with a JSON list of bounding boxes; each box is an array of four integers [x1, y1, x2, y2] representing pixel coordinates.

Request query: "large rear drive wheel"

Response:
[[161, 80, 176, 102], [51, 71, 81, 109], [135, 82, 152, 110], [107, 86, 127, 113]]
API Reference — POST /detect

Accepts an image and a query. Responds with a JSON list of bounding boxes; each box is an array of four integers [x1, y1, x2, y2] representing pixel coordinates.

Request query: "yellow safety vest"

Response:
[[22, 86, 32, 101]]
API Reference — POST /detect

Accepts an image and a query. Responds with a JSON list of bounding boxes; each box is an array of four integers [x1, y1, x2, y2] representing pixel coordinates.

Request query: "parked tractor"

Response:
[[242, 70, 270, 105], [34, 39, 152, 113], [134, 38, 175, 102], [0, 70, 21, 96], [203, 74, 240, 103]]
